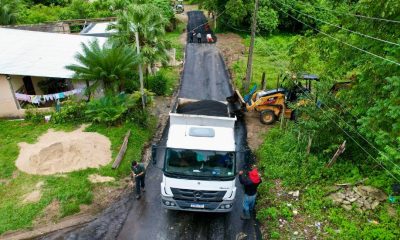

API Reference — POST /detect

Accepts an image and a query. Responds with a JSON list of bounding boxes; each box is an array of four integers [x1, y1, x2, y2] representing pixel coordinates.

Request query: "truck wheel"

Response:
[[260, 110, 276, 125]]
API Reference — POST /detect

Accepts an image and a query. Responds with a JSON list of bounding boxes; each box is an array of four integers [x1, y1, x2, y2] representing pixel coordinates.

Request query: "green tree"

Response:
[[109, 0, 171, 107], [0, 0, 17, 25], [66, 40, 138, 99]]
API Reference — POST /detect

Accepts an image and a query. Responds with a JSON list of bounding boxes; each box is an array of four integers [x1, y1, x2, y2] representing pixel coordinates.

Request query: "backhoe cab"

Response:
[[227, 73, 319, 125]]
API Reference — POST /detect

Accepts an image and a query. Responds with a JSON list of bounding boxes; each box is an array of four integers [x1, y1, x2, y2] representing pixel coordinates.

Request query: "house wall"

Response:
[[0, 75, 20, 118], [1, 75, 103, 118]]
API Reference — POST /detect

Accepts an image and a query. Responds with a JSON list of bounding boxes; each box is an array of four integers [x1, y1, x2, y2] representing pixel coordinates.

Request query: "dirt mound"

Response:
[[16, 125, 111, 175]]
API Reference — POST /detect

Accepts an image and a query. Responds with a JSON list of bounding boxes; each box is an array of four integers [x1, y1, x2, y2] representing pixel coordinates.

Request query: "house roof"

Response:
[[80, 22, 117, 37], [0, 28, 107, 79]]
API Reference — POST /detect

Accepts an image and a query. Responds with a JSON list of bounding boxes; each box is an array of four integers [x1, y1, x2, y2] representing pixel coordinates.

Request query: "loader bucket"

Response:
[[227, 90, 246, 117]]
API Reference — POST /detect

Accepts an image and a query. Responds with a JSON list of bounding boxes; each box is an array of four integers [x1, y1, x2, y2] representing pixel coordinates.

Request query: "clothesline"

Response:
[[15, 88, 84, 104]]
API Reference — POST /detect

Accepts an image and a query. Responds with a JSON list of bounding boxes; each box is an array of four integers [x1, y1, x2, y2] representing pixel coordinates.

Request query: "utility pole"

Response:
[[244, 0, 259, 92], [135, 31, 146, 109]]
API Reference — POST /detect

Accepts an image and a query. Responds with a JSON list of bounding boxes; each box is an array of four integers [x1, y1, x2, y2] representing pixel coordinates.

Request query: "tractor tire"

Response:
[[260, 110, 276, 125]]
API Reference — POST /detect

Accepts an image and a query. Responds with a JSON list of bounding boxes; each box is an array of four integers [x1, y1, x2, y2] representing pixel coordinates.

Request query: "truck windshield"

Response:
[[164, 148, 235, 178]]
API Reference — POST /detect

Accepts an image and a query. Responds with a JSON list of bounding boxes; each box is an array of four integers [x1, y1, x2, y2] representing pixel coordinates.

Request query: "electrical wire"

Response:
[[294, 85, 400, 182], [226, 9, 400, 153], [273, 0, 400, 47], [270, 2, 400, 66], [310, 2, 400, 24], [302, 89, 400, 171]]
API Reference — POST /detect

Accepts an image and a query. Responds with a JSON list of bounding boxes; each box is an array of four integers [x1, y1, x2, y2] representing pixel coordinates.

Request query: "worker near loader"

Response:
[[131, 161, 146, 199], [239, 165, 262, 219], [190, 30, 195, 43], [196, 32, 202, 43]]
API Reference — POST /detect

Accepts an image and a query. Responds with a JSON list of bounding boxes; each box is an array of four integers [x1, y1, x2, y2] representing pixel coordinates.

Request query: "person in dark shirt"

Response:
[[239, 165, 262, 219], [190, 30, 195, 43], [131, 161, 146, 199]]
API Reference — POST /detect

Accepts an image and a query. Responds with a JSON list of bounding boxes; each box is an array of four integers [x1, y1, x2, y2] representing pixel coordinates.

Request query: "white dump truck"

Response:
[[152, 98, 238, 212]]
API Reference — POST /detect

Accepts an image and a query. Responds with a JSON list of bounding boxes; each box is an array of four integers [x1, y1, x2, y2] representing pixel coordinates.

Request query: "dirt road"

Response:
[[42, 11, 260, 240]]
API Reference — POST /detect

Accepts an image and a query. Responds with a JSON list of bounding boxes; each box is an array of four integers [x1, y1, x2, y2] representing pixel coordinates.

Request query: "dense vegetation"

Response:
[[200, 0, 400, 238], [0, 0, 174, 25], [204, 0, 400, 193]]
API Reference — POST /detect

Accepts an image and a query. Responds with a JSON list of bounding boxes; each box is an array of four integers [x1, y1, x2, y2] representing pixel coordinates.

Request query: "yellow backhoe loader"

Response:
[[227, 73, 319, 124]]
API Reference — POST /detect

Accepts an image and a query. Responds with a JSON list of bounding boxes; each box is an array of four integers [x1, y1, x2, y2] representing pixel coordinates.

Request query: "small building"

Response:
[[0, 28, 106, 118]]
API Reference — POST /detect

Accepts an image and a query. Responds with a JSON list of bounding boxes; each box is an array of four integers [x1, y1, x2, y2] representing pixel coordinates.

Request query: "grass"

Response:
[[232, 34, 298, 92], [162, 20, 186, 96], [165, 21, 186, 61], [255, 126, 400, 239], [0, 120, 154, 234]]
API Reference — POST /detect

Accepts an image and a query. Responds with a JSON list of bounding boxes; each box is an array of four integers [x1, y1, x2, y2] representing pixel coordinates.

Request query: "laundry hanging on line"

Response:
[[14, 88, 84, 104]]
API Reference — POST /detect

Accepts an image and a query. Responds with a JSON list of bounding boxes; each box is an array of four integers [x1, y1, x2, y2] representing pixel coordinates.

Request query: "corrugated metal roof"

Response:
[[0, 28, 107, 79], [80, 22, 117, 37]]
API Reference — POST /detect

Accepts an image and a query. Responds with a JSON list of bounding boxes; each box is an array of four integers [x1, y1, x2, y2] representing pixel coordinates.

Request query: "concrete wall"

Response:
[[0, 75, 21, 118], [1, 75, 104, 118]]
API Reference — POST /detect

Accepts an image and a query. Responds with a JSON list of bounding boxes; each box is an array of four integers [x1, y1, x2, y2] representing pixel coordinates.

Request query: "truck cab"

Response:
[[154, 98, 237, 212]]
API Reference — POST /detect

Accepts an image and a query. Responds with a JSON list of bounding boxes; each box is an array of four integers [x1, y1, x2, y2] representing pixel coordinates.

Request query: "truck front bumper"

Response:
[[161, 195, 234, 212]]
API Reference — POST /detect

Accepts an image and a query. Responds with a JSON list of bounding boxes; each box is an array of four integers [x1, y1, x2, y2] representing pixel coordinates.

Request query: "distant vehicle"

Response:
[[174, 0, 184, 14], [152, 98, 238, 212]]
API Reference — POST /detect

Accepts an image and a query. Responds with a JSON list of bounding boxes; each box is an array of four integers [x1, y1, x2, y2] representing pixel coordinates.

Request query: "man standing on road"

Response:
[[131, 161, 146, 199], [239, 165, 262, 220], [196, 32, 202, 43], [190, 30, 195, 43]]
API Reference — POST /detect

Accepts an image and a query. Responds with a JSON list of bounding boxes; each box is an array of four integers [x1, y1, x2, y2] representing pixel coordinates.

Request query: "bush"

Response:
[[85, 91, 154, 126], [24, 108, 50, 123], [51, 100, 87, 124], [147, 73, 168, 96]]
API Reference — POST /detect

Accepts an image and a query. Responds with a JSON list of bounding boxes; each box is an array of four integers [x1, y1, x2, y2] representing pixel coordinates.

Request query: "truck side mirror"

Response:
[[151, 144, 157, 165]]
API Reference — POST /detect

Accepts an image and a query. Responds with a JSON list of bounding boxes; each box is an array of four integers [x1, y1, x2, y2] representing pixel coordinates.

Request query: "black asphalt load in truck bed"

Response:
[[177, 100, 229, 117]]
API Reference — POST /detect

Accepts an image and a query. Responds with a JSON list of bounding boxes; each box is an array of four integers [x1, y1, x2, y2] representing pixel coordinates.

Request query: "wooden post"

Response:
[[244, 0, 259, 91], [280, 103, 286, 129], [112, 130, 131, 169], [306, 135, 313, 155], [326, 141, 346, 168], [261, 72, 266, 90]]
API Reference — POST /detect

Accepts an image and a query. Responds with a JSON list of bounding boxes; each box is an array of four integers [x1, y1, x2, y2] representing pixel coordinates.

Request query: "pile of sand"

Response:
[[16, 125, 112, 175]]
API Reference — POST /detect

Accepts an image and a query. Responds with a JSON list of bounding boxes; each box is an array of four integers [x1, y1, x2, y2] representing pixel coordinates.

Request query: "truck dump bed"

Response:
[[176, 99, 230, 117]]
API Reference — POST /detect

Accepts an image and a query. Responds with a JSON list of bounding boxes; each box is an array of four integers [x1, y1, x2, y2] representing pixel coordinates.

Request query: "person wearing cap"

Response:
[[239, 165, 262, 220], [131, 160, 146, 199]]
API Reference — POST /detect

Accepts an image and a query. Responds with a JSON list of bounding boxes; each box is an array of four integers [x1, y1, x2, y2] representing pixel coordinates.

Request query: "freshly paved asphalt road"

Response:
[[43, 11, 260, 240], [118, 11, 260, 240]]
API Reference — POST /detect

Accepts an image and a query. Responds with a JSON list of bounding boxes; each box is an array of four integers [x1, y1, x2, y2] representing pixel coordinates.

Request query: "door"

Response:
[[23, 76, 35, 95]]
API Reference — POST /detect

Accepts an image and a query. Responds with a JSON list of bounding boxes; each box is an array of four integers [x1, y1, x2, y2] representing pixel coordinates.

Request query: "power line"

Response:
[[310, 3, 400, 24], [270, 2, 400, 66], [274, 0, 400, 47], [301, 88, 400, 171], [323, 91, 400, 152], [226, 8, 399, 153], [296, 87, 400, 182]]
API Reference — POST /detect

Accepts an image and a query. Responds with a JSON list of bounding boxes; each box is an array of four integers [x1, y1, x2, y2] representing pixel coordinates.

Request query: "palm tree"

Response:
[[66, 40, 138, 100], [0, 0, 17, 25], [109, 1, 171, 108]]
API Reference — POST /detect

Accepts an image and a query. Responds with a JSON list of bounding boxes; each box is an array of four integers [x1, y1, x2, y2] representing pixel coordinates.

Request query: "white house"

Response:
[[0, 28, 106, 118]]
